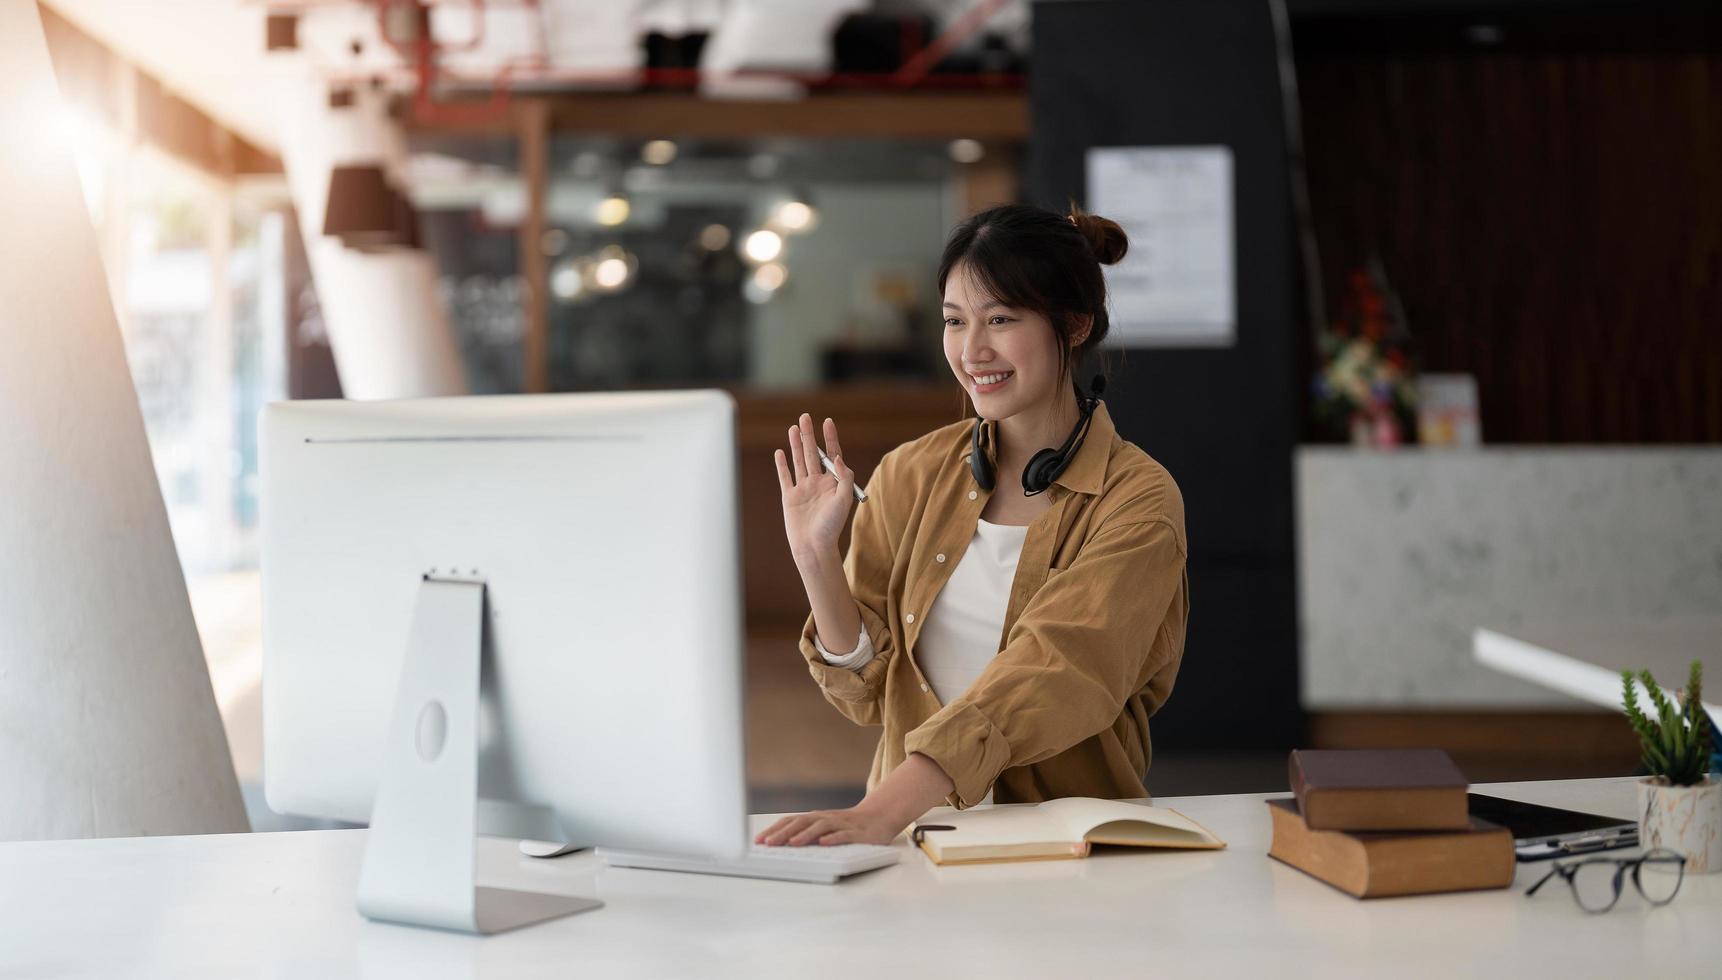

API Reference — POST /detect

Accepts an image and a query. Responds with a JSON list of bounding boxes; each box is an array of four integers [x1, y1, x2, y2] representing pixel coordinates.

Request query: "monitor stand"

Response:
[[356, 575, 603, 935]]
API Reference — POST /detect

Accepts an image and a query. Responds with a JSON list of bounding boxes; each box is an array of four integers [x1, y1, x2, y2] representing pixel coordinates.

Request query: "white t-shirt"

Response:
[[813, 518, 1029, 807]]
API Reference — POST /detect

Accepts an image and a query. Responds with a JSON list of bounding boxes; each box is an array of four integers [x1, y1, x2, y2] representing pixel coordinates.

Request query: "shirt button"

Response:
[[968, 490, 978, 500], [920, 682, 930, 693], [905, 613, 915, 624], [936, 553, 946, 563]]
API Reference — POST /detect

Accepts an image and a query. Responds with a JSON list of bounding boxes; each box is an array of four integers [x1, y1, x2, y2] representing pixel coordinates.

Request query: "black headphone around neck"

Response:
[[970, 374, 1106, 496]]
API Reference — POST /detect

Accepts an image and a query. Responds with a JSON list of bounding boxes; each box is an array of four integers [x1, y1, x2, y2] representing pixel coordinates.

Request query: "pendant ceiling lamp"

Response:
[[323, 164, 417, 251]]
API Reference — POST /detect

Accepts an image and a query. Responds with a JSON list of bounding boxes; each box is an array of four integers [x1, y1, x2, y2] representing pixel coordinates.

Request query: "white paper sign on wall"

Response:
[[1085, 145, 1236, 348]]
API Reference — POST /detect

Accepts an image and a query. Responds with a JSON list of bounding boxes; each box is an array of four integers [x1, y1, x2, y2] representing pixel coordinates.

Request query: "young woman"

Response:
[[758, 203, 1189, 848]]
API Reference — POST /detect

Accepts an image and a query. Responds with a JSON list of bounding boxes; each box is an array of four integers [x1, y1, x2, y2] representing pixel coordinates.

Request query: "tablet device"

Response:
[[1467, 793, 1638, 862]]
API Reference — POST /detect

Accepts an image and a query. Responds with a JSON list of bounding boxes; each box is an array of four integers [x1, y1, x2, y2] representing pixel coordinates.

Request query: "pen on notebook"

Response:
[[814, 444, 868, 503]]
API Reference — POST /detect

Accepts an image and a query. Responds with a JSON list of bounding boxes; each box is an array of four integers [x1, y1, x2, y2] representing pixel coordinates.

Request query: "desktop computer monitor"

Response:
[[260, 390, 747, 934]]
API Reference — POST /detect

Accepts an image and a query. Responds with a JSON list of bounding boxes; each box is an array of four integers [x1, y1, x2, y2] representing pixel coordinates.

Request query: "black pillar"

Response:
[[1030, 0, 1305, 750]]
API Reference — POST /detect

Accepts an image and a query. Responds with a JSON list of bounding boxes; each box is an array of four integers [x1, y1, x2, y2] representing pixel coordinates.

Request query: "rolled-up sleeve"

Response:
[[797, 451, 903, 726], [815, 625, 876, 671], [903, 518, 1187, 807]]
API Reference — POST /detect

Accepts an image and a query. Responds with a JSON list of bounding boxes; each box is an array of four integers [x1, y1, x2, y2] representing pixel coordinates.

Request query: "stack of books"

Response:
[[1267, 749, 1515, 899]]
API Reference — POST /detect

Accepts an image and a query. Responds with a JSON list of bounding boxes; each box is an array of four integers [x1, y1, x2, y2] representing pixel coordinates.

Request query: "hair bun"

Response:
[[1068, 206, 1129, 266]]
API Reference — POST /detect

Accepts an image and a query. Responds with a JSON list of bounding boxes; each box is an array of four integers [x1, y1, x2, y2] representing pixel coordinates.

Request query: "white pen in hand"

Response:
[[815, 444, 868, 503]]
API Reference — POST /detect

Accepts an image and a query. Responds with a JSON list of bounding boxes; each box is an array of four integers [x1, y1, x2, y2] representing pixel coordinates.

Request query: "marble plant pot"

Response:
[[1637, 776, 1722, 874]]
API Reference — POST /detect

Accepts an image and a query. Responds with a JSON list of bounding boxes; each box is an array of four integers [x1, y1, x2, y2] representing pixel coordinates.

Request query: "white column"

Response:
[[0, 0, 247, 840], [275, 75, 467, 400]]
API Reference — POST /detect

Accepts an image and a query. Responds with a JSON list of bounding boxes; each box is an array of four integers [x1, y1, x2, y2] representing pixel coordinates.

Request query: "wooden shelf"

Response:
[[407, 90, 1028, 141]]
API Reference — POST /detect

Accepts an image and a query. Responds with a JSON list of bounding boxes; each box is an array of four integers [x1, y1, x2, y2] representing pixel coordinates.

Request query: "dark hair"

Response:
[[936, 202, 1128, 390]]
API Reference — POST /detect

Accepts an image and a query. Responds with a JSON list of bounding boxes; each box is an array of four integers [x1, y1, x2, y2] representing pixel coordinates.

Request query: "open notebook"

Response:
[[911, 798, 1226, 865]]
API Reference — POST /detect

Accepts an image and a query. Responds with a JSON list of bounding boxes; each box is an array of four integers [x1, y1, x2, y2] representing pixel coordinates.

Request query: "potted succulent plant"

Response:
[[1622, 661, 1719, 873]]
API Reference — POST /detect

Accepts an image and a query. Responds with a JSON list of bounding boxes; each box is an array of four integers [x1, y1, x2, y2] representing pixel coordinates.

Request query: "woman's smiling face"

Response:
[[942, 262, 1066, 421]]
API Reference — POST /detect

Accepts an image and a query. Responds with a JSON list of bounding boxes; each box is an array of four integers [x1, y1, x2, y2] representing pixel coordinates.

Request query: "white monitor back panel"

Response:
[[261, 391, 747, 859]]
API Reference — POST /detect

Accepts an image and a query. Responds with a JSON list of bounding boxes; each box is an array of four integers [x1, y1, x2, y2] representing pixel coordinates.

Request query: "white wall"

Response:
[[0, 0, 246, 840]]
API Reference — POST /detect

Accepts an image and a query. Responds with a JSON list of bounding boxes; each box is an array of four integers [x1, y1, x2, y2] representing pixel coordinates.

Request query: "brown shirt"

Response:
[[798, 400, 1190, 809]]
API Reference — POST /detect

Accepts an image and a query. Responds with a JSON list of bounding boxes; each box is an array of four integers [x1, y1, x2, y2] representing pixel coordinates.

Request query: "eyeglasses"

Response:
[[1525, 848, 1686, 913]]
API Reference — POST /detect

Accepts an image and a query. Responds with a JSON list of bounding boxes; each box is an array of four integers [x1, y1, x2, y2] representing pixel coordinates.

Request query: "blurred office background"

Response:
[[26, 0, 1722, 826]]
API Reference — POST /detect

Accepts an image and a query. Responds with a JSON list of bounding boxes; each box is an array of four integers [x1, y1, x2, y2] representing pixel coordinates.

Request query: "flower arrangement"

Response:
[[1311, 261, 1418, 446]]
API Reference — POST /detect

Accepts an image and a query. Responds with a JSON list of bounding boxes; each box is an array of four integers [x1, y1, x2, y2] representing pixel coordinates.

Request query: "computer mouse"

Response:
[[518, 839, 585, 858]]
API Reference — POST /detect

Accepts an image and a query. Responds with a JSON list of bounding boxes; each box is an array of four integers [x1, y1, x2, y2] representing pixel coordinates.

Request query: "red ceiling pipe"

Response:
[[373, 0, 515, 124], [891, 0, 1011, 88]]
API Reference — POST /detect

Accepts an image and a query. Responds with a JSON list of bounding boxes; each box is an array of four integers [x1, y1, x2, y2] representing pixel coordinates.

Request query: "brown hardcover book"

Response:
[[1288, 749, 1470, 831], [1266, 798, 1514, 899]]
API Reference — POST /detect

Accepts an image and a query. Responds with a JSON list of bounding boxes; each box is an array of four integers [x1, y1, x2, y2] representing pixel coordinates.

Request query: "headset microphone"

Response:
[[970, 374, 1104, 496]]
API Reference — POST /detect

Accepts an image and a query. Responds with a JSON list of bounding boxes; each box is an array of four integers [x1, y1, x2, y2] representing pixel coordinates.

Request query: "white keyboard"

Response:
[[596, 842, 901, 884]]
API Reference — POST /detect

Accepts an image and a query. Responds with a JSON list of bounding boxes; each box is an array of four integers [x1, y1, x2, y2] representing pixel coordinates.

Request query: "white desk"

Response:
[[2, 778, 1715, 979], [1475, 618, 1722, 718]]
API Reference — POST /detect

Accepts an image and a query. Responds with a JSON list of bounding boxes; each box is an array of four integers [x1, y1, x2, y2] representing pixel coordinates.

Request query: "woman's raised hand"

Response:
[[776, 413, 856, 560]]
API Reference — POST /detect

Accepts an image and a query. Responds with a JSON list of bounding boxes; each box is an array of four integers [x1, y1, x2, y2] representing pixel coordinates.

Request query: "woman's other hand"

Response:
[[754, 803, 904, 847], [753, 753, 955, 848], [776, 413, 856, 560]]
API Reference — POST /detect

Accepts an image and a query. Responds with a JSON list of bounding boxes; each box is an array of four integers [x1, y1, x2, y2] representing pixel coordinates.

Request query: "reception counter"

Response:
[[1296, 447, 1722, 710]]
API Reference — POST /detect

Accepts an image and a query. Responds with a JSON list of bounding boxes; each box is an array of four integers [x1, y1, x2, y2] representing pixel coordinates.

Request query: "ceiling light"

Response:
[[265, 12, 299, 51], [323, 164, 392, 240], [641, 140, 678, 165], [948, 139, 985, 164], [742, 229, 783, 264], [595, 193, 630, 226], [745, 262, 788, 304], [753, 262, 787, 291], [323, 164, 416, 250], [588, 245, 637, 293], [593, 257, 629, 290], [550, 259, 585, 301], [699, 224, 732, 251], [771, 199, 817, 234]]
